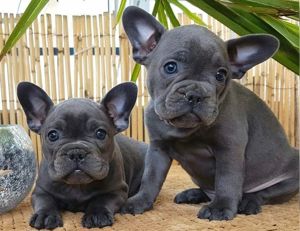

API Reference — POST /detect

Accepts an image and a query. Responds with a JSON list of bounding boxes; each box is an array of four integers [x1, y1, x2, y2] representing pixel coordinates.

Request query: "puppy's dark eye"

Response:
[[48, 130, 59, 142], [164, 61, 177, 74], [96, 129, 106, 140], [215, 68, 227, 82]]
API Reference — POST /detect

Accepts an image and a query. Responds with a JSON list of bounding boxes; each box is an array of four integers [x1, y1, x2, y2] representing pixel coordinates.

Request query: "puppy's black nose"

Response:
[[66, 149, 87, 162], [185, 92, 202, 105], [185, 91, 210, 105]]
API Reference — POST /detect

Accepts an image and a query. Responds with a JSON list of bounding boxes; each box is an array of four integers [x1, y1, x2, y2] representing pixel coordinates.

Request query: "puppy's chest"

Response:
[[53, 186, 98, 212], [170, 140, 216, 187]]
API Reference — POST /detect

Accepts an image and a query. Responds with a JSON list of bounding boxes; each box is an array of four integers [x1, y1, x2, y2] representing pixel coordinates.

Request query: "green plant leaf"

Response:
[[130, 63, 141, 82], [115, 0, 127, 27], [158, 2, 169, 28], [261, 15, 299, 48], [229, 7, 299, 73], [168, 0, 206, 26], [152, 0, 161, 16], [0, 0, 49, 61], [223, 0, 299, 13], [186, 0, 299, 74], [162, 0, 180, 27]]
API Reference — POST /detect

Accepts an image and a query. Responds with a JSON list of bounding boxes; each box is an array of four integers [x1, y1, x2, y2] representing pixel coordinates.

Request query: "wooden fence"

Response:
[[0, 12, 298, 163]]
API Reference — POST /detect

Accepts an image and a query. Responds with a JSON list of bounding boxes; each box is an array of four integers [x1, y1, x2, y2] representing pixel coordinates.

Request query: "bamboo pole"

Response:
[[63, 16, 72, 99], [86, 15, 94, 99], [46, 14, 57, 102], [99, 14, 106, 98], [93, 15, 101, 101], [56, 15, 65, 102], [40, 15, 50, 94], [73, 16, 79, 98]]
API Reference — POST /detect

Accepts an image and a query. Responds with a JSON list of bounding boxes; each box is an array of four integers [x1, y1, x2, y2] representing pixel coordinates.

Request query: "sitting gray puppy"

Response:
[[17, 82, 146, 229], [120, 6, 299, 220]]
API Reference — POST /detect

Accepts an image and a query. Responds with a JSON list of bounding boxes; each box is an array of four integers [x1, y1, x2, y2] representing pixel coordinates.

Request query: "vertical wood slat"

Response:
[[93, 15, 101, 101], [63, 16, 72, 99], [99, 15, 106, 98], [46, 14, 57, 102], [40, 15, 50, 93], [56, 15, 65, 102], [0, 12, 298, 164], [0, 14, 3, 124], [1, 14, 9, 125], [103, 12, 112, 94], [78, 16, 84, 98], [72, 16, 79, 98], [27, 15, 39, 162], [119, 25, 130, 138], [33, 18, 43, 161], [14, 15, 24, 134], [6, 14, 15, 125], [110, 14, 117, 88], [81, 16, 88, 98], [86, 15, 94, 99]]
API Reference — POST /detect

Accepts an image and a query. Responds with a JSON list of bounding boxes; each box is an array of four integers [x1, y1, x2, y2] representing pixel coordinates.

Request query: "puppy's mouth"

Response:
[[63, 169, 94, 185], [160, 113, 201, 129]]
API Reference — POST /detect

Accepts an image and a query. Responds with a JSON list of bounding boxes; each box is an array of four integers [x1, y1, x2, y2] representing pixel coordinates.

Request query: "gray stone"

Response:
[[0, 125, 36, 213]]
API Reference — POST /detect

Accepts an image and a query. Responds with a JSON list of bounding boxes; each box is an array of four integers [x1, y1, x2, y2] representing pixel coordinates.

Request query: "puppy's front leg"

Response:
[[82, 192, 126, 228], [121, 142, 172, 214], [198, 146, 245, 221], [30, 186, 62, 229]]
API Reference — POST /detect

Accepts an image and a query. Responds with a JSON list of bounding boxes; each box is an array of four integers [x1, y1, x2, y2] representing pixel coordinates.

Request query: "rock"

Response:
[[0, 125, 36, 214]]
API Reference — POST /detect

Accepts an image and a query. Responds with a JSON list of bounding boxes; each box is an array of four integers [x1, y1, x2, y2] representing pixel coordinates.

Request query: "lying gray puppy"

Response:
[[121, 6, 299, 220], [17, 82, 146, 229]]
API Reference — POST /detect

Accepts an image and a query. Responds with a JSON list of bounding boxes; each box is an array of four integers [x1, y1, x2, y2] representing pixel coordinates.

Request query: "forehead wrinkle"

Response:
[[45, 119, 66, 130], [46, 99, 106, 134], [86, 116, 111, 132]]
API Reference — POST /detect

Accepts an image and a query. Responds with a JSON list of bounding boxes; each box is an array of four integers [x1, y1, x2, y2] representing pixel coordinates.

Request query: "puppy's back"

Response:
[[115, 134, 147, 196]]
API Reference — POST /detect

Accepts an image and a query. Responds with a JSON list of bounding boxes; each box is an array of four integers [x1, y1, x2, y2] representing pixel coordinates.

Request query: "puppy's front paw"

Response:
[[82, 208, 114, 228], [238, 194, 262, 215], [29, 210, 63, 229], [174, 188, 210, 204], [120, 194, 153, 215], [198, 204, 235, 221]]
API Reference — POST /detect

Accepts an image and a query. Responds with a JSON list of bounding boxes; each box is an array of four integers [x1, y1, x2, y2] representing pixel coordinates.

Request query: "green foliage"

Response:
[[1, 0, 298, 81], [115, 0, 299, 81], [0, 0, 49, 61]]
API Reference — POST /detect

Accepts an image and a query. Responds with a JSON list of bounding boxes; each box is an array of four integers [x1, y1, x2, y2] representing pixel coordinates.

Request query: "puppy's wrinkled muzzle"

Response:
[[50, 142, 109, 184], [155, 80, 218, 128]]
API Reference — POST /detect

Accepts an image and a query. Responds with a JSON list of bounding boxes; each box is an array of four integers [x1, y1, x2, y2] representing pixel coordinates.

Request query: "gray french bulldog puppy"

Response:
[[17, 82, 146, 229], [121, 6, 299, 220]]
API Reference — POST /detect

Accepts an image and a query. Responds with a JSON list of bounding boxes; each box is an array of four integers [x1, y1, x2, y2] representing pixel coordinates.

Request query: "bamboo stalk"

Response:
[[7, 14, 16, 124], [56, 15, 65, 102], [104, 12, 112, 92], [63, 16, 72, 99], [86, 15, 94, 99], [111, 13, 117, 87], [93, 15, 101, 101], [33, 19, 42, 86], [40, 15, 50, 93], [99, 14, 106, 98], [73, 16, 79, 98], [1, 14, 9, 125], [46, 14, 57, 102]]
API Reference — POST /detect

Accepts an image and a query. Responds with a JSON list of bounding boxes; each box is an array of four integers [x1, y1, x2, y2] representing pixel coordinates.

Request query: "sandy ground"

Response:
[[0, 164, 299, 231]]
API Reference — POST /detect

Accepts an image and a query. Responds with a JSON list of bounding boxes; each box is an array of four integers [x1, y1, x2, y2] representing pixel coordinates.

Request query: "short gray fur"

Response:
[[17, 82, 146, 229], [121, 6, 299, 221]]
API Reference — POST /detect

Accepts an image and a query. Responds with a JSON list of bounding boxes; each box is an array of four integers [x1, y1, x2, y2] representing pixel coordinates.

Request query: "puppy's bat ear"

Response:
[[122, 6, 165, 64], [17, 82, 53, 134], [226, 34, 279, 79], [101, 82, 137, 133]]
